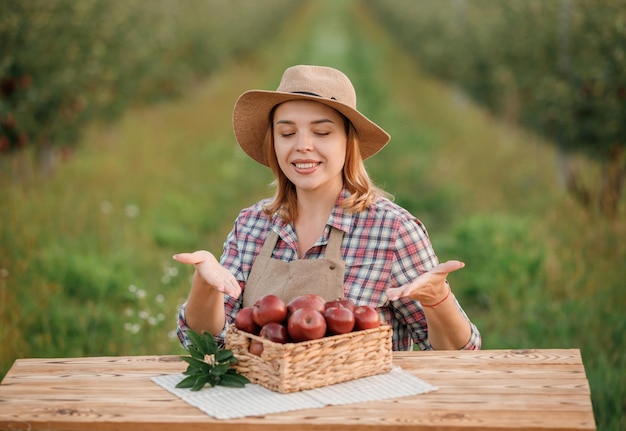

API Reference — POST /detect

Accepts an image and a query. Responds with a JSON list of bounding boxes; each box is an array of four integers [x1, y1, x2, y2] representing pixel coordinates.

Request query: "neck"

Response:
[[295, 183, 343, 224]]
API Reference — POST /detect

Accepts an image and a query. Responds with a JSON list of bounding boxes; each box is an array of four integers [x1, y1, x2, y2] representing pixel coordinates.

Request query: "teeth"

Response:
[[294, 163, 318, 169]]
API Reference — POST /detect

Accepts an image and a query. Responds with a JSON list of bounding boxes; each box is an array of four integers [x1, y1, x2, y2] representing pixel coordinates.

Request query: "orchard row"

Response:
[[0, 0, 301, 155], [366, 0, 626, 217]]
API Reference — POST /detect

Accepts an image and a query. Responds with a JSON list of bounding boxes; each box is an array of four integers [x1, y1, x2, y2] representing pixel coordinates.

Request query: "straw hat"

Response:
[[232, 65, 390, 166]]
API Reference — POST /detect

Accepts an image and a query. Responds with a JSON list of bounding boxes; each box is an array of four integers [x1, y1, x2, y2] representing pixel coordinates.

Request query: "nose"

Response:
[[295, 132, 313, 152]]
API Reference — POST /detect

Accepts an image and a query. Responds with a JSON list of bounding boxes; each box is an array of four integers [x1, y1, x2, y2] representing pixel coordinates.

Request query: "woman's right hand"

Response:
[[173, 251, 242, 299]]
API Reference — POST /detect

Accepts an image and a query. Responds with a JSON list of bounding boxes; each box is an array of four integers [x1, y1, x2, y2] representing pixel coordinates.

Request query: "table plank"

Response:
[[0, 349, 596, 431]]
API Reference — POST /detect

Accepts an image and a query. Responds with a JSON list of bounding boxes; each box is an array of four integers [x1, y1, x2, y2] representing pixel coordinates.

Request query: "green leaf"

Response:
[[180, 356, 210, 372], [201, 330, 218, 355], [191, 373, 212, 391], [215, 349, 234, 362], [219, 372, 250, 388], [176, 374, 201, 389], [212, 362, 231, 376], [225, 369, 250, 384], [186, 329, 211, 355], [180, 355, 206, 367], [188, 344, 205, 360]]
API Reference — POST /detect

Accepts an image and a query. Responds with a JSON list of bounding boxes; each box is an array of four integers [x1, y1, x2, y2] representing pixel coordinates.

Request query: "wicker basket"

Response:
[[225, 323, 393, 393]]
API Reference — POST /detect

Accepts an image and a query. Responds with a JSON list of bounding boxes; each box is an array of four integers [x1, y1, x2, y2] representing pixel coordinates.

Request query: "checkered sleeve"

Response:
[[176, 214, 252, 350], [458, 304, 482, 350], [389, 217, 481, 350], [176, 302, 191, 350]]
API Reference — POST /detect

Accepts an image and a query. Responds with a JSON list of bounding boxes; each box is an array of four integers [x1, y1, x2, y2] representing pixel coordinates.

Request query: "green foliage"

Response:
[[438, 215, 548, 346], [367, 0, 626, 218], [367, 0, 626, 154], [0, 0, 302, 156], [176, 329, 249, 390]]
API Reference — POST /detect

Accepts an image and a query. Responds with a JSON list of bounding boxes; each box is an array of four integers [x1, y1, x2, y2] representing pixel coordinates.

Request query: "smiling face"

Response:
[[272, 100, 348, 196]]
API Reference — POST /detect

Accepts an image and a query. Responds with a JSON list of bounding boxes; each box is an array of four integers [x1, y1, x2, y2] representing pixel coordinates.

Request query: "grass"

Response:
[[1, 1, 624, 429]]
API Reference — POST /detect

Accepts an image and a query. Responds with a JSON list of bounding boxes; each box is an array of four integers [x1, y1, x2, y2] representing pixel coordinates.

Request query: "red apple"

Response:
[[324, 306, 355, 335], [353, 305, 381, 330], [259, 322, 289, 343], [287, 294, 326, 316], [287, 308, 327, 342], [252, 294, 287, 327], [234, 307, 260, 334], [324, 297, 355, 312], [249, 339, 264, 356]]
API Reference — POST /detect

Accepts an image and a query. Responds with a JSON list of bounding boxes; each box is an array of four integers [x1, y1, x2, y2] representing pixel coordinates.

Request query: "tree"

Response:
[[367, 0, 626, 218]]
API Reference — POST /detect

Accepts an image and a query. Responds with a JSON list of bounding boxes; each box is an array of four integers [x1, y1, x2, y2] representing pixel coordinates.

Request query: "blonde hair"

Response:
[[262, 109, 389, 223]]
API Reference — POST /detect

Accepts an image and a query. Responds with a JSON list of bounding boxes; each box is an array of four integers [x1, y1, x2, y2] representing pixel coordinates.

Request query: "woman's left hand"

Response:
[[385, 260, 465, 304]]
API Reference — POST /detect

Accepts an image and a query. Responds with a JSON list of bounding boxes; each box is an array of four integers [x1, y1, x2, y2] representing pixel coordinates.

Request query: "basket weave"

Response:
[[225, 324, 393, 393]]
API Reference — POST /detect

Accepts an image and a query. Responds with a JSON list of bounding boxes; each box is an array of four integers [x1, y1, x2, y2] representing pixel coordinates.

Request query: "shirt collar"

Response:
[[271, 187, 355, 245], [327, 188, 354, 235]]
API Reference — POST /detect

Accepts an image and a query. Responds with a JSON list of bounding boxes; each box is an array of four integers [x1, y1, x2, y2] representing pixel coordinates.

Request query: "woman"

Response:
[[175, 65, 481, 351]]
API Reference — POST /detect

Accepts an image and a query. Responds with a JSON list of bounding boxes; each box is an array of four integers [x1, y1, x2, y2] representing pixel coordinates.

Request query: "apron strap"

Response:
[[257, 229, 280, 261], [326, 227, 344, 259]]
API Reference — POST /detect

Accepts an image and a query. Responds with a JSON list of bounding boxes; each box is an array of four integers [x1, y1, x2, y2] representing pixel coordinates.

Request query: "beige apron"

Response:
[[242, 227, 345, 308]]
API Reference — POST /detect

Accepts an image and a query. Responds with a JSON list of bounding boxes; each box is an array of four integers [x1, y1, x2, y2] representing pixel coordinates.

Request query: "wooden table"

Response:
[[0, 349, 596, 430]]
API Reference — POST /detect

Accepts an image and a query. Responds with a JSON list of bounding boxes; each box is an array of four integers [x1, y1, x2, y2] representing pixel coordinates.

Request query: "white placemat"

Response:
[[152, 366, 437, 419]]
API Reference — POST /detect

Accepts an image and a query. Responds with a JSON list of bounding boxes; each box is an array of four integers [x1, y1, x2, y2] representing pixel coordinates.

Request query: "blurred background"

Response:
[[1, 1, 624, 429]]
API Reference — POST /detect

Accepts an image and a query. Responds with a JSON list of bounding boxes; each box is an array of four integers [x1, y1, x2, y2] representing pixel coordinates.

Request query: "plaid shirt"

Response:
[[178, 188, 481, 351]]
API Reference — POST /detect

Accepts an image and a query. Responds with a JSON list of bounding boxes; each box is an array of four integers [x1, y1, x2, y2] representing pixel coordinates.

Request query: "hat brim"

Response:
[[233, 90, 390, 167]]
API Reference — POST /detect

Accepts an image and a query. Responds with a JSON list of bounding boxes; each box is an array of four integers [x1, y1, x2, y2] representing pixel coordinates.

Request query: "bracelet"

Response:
[[422, 283, 451, 308]]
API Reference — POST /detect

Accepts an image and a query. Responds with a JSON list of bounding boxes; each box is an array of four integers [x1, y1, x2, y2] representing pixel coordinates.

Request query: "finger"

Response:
[[221, 277, 242, 299], [431, 260, 465, 275], [173, 251, 210, 265], [172, 253, 199, 265], [226, 282, 242, 299], [386, 288, 400, 301], [385, 286, 410, 301]]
